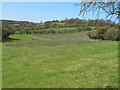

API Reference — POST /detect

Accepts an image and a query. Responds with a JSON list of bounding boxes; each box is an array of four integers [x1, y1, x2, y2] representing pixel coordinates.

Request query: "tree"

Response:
[[2, 21, 16, 40], [75, 1, 120, 20], [75, 1, 120, 41]]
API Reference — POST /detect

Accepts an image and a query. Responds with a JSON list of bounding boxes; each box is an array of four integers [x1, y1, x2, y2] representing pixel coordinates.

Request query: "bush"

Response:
[[103, 28, 119, 41], [2, 22, 16, 39], [88, 31, 100, 39], [87, 26, 120, 41], [84, 26, 91, 31], [88, 26, 109, 39], [48, 30, 55, 34], [96, 26, 109, 34]]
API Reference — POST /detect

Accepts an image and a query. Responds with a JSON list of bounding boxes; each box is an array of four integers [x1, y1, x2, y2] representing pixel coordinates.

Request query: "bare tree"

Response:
[[75, 1, 120, 21]]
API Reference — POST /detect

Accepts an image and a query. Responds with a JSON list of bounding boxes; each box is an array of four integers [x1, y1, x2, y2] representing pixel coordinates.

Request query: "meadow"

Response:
[[2, 31, 118, 88]]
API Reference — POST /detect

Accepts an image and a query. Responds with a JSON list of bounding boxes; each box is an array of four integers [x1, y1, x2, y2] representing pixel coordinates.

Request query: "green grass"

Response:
[[0, 43, 2, 89], [36, 27, 77, 31], [2, 31, 118, 88], [5, 31, 91, 47], [15, 27, 77, 34]]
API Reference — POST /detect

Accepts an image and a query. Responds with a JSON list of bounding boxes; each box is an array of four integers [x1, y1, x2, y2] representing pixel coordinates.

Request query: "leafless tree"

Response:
[[75, 1, 120, 21]]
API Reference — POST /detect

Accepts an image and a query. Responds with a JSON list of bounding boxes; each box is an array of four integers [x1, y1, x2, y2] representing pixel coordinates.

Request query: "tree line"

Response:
[[1, 18, 119, 41]]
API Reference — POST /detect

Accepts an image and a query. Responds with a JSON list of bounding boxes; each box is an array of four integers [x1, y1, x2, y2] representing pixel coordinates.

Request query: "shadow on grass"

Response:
[[2, 37, 20, 42]]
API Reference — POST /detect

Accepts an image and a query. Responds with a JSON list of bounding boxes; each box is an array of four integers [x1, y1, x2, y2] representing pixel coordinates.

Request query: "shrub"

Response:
[[75, 27, 82, 32], [96, 26, 109, 34], [2, 22, 16, 39], [49, 30, 55, 34], [87, 26, 120, 41], [84, 26, 91, 31], [88, 31, 100, 39], [103, 28, 119, 41]]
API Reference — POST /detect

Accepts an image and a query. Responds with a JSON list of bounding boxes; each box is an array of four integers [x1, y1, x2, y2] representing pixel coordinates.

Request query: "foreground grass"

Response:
[[0, 43, 2, 89], [2, 32, 118, 88]]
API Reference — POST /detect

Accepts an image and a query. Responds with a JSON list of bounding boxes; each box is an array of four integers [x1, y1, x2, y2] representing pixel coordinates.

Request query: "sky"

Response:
[[2, 2, 109, 23]]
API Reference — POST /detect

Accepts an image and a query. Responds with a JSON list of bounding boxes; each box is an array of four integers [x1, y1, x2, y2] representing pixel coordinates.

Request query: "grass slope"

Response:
[[2, 31, 118, 88], [40, 27, 76, 31]]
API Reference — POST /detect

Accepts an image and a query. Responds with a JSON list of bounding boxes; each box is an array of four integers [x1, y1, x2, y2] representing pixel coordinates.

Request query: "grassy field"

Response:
[[0, 43, 2, 89], [2, 31, 118, 88], [39, 27, 77, 31]]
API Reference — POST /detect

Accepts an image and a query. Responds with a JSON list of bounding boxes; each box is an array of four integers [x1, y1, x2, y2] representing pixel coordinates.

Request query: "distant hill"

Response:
[[1, 20, 30, 24]]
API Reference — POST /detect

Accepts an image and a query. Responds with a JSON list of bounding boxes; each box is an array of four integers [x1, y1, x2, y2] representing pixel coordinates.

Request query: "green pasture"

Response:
[[40, 27, 77, 31], [2, 31, 118, 88]]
